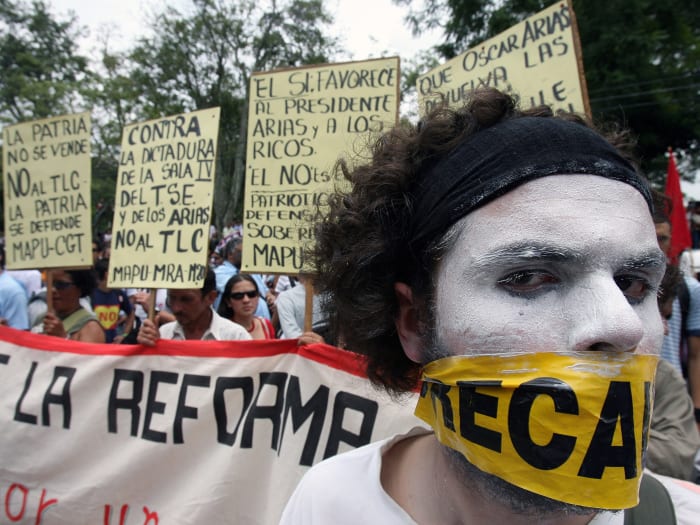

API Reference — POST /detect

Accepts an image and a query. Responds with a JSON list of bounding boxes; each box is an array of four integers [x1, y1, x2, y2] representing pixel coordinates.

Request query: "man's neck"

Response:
[[382, 433, 598, 525], [182, 308, 213, 340]]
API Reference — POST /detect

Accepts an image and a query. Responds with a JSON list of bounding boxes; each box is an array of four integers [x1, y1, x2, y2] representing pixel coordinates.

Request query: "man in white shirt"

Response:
[[137, 269, 250, 344]]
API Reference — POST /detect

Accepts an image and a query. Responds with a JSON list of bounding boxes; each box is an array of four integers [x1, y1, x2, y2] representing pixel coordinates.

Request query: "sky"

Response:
[[48, 0, 440, 63]]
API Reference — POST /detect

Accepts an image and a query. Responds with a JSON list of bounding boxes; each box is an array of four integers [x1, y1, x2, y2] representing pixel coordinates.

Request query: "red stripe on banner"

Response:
[[0, 325, 369, 377]]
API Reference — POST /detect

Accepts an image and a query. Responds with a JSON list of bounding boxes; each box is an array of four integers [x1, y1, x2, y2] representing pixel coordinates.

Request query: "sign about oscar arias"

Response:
[[417, 1, 589, 116], [2, 112, 92, 270], [108, 108, 221, 289], [0, 327, 422, 525], [244, 57, 400, 274]]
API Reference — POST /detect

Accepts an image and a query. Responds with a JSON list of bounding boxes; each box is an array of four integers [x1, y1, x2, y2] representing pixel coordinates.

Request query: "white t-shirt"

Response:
[[280, 427, 628, 525]]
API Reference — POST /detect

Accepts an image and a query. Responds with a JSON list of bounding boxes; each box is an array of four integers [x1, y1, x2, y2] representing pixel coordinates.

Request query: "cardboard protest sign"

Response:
[[2, 112, 92, 269], [244, 57, 400, 274], [417, 1, 589, 116], [109, 108, 221, 289], [0, 327, 422, 524]]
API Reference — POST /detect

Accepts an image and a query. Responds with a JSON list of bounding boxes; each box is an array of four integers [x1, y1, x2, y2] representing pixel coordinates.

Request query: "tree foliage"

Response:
[[0, 0, 89, 123], [396, 0, 700, 180]]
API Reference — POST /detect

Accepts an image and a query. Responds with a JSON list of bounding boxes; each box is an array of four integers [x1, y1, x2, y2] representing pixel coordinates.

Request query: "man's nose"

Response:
[[567, 274, 645, 353], [170, 303, 183, 315]]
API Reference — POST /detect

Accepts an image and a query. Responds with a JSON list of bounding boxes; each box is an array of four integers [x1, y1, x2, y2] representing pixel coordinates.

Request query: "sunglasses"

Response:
[[53, 280, 75, 290], [230, 290, 258, 300]]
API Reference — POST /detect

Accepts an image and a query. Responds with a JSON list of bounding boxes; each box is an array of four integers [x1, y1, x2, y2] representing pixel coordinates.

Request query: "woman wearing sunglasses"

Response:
[[218, 274, 276, 340], [41, 269, 105, 343]]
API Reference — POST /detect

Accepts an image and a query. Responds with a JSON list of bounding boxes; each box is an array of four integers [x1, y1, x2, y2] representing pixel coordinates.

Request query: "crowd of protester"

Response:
[[0, 221, 327, 346]]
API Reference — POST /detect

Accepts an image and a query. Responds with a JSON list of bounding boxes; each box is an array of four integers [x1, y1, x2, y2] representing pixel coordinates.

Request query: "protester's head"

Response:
[[311, 88, 665, 513], [218, 273, 260, 322], [652, 191, 672, 256], [0, 241, 5, 269], [92, 237, 104, 263], [224, 237, 243, 269], [202, 267, 217, 295], [51, 268, 97, 317], [102, 238, 112, 260], [314, 87, 660, 392], [66, 269, 98, 298], [94, 258, 110, 283], [209, 237, 219, 254], [166, 269, 217, 328], [209, 250, 223, 268]]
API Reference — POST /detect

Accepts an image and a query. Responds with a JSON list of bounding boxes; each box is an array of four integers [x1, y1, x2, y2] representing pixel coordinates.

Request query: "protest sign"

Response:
[[417, 1, 589, 116], [109, 108, 221, 289], [2, 112, 92, 269], [244, 57, 400, 274], [0, 327, 422, 524]]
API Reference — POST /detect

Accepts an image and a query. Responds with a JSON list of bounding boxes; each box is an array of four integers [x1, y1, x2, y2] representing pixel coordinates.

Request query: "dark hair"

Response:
[[310, 87, 641, 394], [202, 268, 217, 295], [658, 264, 682, 307], [652, 190, 671, 224], [224, 237, 242, 258], [66, 269, 98, 297], [93, 236, 104, 253], [216, 273, 259, 320], [94, 258, 110, 281], [209, 237, 219, 253]]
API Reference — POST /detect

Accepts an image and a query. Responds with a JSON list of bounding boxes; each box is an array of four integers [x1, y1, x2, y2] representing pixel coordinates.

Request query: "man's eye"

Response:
[[497, 271, 558, 293], [614, 275, 651, 303]]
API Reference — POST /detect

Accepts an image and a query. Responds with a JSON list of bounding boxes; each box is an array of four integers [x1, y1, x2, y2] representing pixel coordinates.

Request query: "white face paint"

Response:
[[435, 175, 666, 357]]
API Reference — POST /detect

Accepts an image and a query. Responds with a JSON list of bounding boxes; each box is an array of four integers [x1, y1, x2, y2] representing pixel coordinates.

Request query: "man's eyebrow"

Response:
[[619, 249, 667, 271], [469, 241, 588, 269], [469, 242, 666, 272]]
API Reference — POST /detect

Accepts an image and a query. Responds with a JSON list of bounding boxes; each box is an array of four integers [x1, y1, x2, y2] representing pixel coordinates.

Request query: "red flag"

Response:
[[665, 147, 692, 262]]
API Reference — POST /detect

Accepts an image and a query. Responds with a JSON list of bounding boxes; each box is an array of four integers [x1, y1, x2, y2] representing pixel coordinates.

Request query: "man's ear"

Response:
[[394, 282, 425, 363], [205, 290, 218, 306]]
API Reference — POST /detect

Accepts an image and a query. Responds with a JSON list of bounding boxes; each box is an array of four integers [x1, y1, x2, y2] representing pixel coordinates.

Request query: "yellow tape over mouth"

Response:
[[415, 352, 658, 509]]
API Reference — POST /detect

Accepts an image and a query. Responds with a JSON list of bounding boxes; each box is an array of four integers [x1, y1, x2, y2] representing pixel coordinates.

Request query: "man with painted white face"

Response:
[[279, 88, 686, 524]]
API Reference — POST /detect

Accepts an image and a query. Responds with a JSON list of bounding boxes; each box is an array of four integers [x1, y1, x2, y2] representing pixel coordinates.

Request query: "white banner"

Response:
[[0, 327, 422, 524]]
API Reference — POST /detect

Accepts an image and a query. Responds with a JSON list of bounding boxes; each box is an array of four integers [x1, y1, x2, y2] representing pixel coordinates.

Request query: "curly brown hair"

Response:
[[310, 87, 640, 395]]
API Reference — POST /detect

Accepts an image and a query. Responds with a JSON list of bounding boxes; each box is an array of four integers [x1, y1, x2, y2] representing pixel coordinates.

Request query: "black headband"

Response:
[[408, 117, 652, 254]]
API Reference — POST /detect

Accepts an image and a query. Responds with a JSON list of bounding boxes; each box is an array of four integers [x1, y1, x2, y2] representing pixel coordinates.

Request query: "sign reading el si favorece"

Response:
[[244, 57, 400, 274]]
